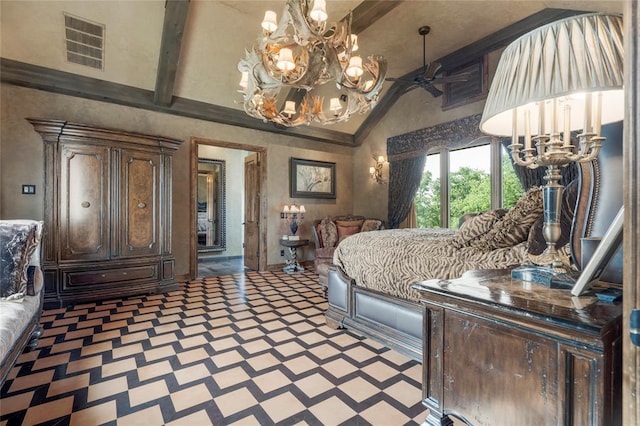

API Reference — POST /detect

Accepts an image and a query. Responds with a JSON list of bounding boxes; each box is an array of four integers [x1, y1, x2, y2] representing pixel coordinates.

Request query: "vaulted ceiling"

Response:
[[0, 1, 624, 146]]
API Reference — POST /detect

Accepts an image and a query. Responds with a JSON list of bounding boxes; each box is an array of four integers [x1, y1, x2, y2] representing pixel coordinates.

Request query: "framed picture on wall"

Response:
[[290, 158, 336, 199]]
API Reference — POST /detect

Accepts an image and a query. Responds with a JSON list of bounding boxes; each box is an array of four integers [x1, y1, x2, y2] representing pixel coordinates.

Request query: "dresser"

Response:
[[29, 119, 182, 308], [413, 269, 622, 426]]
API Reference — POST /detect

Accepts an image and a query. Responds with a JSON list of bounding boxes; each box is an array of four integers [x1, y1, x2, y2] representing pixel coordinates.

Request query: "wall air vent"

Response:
[[442, 55, 488, 110], [64, 13, 104, 70]]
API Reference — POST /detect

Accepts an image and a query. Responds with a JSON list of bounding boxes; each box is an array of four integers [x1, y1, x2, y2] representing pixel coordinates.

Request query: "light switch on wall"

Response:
[[22, 184, 36, 195]]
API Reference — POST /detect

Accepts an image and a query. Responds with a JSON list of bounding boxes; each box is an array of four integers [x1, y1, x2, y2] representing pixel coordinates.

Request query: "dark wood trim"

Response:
[[353, 8, 589, 146], [437, 9, 589, 70], [154, 0, 190, 106], [354, 81, 406, 145], [349, 1, 404, 34], [624, 0, 640, 422], [1, 7, 591, 149], [0, 58, 355, 146], [189, 137, 268, 280]]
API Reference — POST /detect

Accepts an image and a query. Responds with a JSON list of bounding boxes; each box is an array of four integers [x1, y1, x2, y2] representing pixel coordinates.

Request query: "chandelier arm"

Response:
[[237, 0, 387, 127]]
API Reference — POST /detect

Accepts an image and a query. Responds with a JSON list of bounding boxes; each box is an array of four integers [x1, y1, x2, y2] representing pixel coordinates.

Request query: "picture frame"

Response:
[[571, 206, 624, 296], [290, 158, 336, 199]]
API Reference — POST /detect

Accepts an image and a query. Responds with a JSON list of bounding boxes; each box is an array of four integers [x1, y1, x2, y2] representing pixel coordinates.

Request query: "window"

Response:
[[449, 145, 491, 227], [415, 140, 523, 228], [501, 145, 524, 208], [415, 153, 441, 228]]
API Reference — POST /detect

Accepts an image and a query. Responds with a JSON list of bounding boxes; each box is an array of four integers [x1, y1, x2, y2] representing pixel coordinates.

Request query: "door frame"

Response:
[[189, 137, 267, 279], [624, 1, 639, 422]]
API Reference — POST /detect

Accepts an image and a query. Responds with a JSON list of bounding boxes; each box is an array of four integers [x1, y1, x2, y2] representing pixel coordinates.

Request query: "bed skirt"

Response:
[[325, 266, 422, 361]]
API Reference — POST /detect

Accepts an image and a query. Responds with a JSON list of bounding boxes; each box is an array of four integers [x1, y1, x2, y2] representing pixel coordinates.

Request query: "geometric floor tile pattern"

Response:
[[0, 270, 427, 425]]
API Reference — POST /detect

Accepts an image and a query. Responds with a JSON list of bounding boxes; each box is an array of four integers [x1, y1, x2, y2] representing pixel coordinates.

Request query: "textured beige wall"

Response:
[[268, 144, 354, 263], [1, 46, 502, 275], [353, 89, 486, 223], [352, 49, 504, 222], [0, 83, 352, 274]]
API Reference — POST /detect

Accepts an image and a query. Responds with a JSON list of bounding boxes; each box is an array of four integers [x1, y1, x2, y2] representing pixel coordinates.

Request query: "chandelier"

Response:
[[237, 0, 387, 127]]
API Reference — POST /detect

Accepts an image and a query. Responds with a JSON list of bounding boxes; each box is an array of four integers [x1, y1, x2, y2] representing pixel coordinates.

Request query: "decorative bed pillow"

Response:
[[337, 224, 361, 242], [452, 209, 507, 249], [470, 187, 543, 251], [361, 219, 383, 232], [525, 215, 546, 256], [0, 220, 41, 300], [319, 217, 338, 248], [334, 219, 364, 229]]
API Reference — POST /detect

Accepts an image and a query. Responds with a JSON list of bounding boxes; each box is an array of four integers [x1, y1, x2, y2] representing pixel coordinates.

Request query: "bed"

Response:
[[325, 187, 548, 360], [325, 122, 623, 361]]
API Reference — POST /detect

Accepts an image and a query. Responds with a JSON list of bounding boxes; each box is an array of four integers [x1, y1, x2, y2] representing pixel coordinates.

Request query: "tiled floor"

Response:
[[0, 270, 427, 425]]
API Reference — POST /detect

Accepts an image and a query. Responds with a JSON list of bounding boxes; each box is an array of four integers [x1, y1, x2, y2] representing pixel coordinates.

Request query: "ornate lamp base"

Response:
[[512, 164, 576, 289], [511, 265, 576, 289]]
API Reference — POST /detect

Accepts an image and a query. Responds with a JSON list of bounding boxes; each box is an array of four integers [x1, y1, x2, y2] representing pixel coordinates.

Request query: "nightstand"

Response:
[[413, 269, 622, 426]]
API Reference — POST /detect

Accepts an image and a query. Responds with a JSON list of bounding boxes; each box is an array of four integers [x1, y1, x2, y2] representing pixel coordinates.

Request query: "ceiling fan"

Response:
[[386, 26, 470, 98]]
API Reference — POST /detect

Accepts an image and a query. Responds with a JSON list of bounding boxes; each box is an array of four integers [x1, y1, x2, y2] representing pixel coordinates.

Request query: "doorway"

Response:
[[189, 138, 267, 279]]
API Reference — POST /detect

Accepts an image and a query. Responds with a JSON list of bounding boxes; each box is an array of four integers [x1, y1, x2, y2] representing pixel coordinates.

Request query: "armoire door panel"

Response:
[[120, 150, 160, 257], [60, 145, 110, 261]]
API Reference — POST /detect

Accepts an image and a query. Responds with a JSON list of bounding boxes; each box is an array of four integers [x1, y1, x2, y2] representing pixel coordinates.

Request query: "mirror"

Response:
[[197, 159, 226, 252]]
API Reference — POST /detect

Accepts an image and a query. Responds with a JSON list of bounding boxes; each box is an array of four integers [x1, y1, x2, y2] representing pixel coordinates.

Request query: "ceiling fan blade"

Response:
[[424, 84, 443, 98], [424, 62, 443, 80]]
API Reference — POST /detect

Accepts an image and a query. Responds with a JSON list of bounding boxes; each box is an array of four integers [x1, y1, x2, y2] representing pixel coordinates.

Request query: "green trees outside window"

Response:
[[415, 145, 524, 229]]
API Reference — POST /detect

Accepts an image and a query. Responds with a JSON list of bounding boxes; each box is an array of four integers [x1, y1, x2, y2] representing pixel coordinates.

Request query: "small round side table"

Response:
[[279, 238, 309, 273]]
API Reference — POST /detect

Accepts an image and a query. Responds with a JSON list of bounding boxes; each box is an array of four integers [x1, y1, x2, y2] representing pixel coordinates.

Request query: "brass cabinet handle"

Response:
[[81, 201, 91, 208]]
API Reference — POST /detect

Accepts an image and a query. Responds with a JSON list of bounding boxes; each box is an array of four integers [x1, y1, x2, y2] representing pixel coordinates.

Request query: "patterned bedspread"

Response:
[[333, 228, 527, 302]]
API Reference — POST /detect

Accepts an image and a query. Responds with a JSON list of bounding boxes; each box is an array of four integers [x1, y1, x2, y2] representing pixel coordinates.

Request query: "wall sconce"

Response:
[[369, 155, 387, 184], [281, 204, 305, 239]]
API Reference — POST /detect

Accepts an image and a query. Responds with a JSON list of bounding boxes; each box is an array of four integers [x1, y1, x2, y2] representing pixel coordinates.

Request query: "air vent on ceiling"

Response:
[[64, 13, 104, 70]]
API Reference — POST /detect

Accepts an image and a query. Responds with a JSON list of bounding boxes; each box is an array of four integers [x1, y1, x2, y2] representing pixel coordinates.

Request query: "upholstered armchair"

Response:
[[312, 215, 384, 293]]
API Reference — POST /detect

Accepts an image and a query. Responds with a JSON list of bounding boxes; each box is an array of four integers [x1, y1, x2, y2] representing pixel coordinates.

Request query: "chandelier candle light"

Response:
[[281, 204, 305, 240], [480, 13, 624, 287], [237, 0, 387, 127]]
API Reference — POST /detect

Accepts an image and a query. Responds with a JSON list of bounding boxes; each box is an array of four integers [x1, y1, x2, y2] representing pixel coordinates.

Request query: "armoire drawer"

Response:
[[63, 265, 158, 288]]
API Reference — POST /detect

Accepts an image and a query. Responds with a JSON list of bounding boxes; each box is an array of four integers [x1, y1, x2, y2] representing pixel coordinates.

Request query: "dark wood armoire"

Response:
[[29, 119, 182, 308]]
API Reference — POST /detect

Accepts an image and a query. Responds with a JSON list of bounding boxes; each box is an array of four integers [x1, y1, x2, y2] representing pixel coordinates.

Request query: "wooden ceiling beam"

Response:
[[349, 0, 404, 33], [154, 0, 190, 107], [1, 58, 355, 146], [353, 8, 589, 146]]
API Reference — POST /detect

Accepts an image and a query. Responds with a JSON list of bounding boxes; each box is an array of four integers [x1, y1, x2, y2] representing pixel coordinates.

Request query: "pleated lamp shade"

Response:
[[480, 13, 624, 137]]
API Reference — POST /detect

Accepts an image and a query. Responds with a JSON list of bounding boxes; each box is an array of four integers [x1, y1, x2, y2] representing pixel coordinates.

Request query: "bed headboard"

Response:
[[571, 120, 623, 283]]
